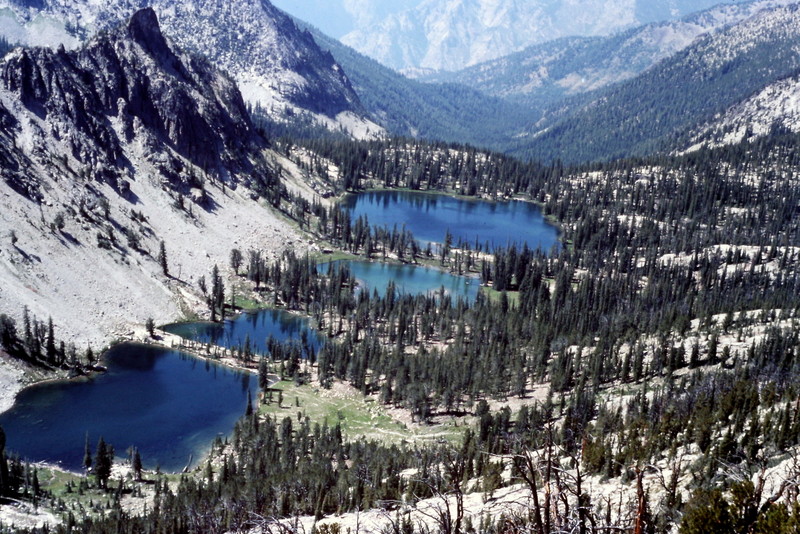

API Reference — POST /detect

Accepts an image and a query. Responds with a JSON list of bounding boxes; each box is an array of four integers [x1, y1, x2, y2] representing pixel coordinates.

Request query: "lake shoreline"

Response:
[[339, 189, 561, 253], [337, 186, 566, 244], [0, 335, 258, 474]]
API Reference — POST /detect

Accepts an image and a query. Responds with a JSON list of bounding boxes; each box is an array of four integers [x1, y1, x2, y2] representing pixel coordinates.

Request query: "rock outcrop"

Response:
[[0, 9, 300, 348], [0, 0, 382, 138]]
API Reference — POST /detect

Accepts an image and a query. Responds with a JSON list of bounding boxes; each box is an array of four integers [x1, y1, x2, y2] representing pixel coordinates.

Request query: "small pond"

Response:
[[162, 308, 322, 356]]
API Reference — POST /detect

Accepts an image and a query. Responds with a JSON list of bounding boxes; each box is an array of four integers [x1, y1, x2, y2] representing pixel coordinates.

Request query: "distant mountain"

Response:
[[0, 8, 299, 344], [270, 0, 419, 39], [509, 3, 800, 163], [337, 0, 751, 74], [304, 22, 537, 151], [425, 0, 798, 111], [0, 0, 382, 138]]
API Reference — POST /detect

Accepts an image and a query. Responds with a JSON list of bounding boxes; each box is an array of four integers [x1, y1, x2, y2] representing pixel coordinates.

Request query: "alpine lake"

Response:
[[0, 191, 559, 472]]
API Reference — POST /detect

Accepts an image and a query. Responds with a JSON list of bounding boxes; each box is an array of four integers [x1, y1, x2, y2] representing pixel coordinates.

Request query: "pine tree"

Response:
[[46, 317, 56, 364], [158, 241, 169, 277], [258, 358, 270, 391], [131, 448, 142, 481], [22, 306, 32, 357], [230, 248, 243, 275], [679, 489, 734, 534], [83, 432, 92, 471], [0, 315, 18, 352], [94, 437, 113, 490], [210, 264, 225, 322]]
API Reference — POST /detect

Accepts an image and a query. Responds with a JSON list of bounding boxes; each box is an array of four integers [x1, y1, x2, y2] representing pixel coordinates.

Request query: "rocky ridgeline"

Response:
[[0, 7, 274, 199], [0, 8, 300, 349], [0, 0, 377, 134]]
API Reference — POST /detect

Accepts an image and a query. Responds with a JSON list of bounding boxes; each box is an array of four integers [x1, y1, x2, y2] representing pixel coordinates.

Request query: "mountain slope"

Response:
[[339, 0, 751, 74], [0, 0, 382, 138], [510, 3, 800, 163], [305, 24, 536, 150], [426, 0, 798, 110], [270, 0, 419, 39], [682, 73, 800, 151], [0, 8, 302, 346]]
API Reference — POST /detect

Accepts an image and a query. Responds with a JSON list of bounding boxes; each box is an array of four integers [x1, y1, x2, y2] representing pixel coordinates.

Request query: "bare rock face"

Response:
[[0, 7, 274, 197], [0, 0, 375, 133]]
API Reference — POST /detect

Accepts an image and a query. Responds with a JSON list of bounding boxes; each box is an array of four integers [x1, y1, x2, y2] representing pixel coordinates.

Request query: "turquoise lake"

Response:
[[0, 344, 251, 472], [323, 260, 478, 301], [340, 191, 560, 251]]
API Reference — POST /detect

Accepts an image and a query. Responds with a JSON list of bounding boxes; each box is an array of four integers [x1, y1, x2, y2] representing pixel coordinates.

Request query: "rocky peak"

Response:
[[123, 7, 171, 62], [0, 8, 274, 198], [0, 0, 382, 138], [0, 7, 299, 352]]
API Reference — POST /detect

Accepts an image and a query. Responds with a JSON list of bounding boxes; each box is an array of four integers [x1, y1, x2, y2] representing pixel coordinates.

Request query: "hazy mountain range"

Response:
[[424, 0, 799, 107], [508, 2, 800, 162], [275, 0, 754, 74]]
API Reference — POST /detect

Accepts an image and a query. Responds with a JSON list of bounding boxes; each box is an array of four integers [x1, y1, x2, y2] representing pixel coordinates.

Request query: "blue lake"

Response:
[[0, 343, 251, 472], [323, 260, 479, 301], [340, 191, 560, 251], [162, 308, 322, 356]]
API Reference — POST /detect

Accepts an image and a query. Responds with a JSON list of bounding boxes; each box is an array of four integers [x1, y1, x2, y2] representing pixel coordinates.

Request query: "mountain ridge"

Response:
[[303, 22, 538, 150], [508, 2, 800, 163], [681, 71, 800, 152], [0, 0, 383, 138], [0, 7, 303, 347], [338, 0, 752, 74], [423, 0, 799, 111]]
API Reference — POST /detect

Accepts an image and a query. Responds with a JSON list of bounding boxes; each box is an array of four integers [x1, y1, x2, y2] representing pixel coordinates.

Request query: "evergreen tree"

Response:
[[0, 315, 18, 352], [230, 248, 243, 275], [83, 432, 92, 471], [131, 448, 143, 481], [45, 317, 56, 364], [679, 489, 734, 534], [158, 241, 169, 277], [94, 437, 113, 490], [210, 264, 225, 322], [258, 358, 270, 391]]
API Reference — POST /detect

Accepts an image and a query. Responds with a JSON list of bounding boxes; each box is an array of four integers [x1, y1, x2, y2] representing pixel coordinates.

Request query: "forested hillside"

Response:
[[302, 25, 537, 150], [681, 73, 800, 151], [425, 0, 797, 110], [511, 4, 800, 163]]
